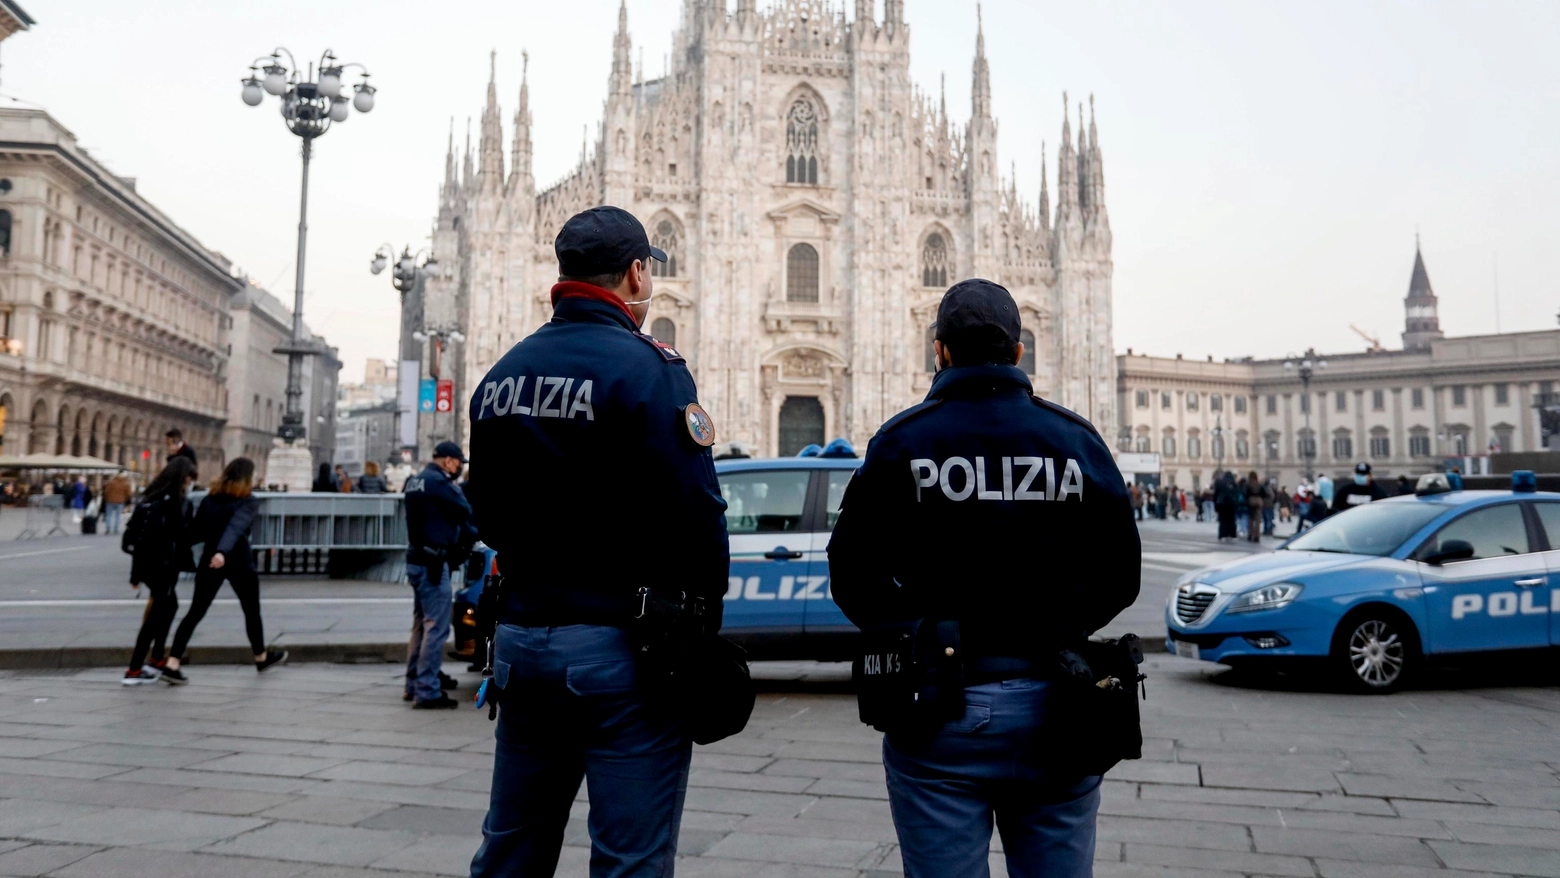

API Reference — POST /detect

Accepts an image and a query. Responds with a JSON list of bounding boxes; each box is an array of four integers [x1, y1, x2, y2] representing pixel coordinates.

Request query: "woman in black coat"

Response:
[[164, 458, 287, 682], [121, 456, 196, 685]]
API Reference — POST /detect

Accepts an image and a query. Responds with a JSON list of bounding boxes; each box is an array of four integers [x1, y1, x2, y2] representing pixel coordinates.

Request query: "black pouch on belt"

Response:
[[1041, 632, 1147, 777], [852, 618, 966, 734]]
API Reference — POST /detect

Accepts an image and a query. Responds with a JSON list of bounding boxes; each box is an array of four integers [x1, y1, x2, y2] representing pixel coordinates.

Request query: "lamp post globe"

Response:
[[240, 47, 376, 489]]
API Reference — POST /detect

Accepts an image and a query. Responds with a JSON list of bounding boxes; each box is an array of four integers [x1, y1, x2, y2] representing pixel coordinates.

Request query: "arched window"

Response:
[[650, 220, 679, 278], [1187, 435, 1202, 459], [924, 325, 937, 372], [1018, 330, 1036, 376], [650, 317, 676, 347], [921, 233, 948, 287], [786, 243, 819, 303], [1162, 433, 1177, 458], [785, 98, 820, 184]]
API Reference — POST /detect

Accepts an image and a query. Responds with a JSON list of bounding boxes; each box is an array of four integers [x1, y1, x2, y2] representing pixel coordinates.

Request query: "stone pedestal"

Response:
[[265, 438, 315, 493]]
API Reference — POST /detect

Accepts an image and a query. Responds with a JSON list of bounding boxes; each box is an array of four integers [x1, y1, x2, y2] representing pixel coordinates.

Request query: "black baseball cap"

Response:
[[1355, 462, 1371, 475], [934, 278, 1021, 346], [433, 441, 466, 463], [555, 206, 666, 278]]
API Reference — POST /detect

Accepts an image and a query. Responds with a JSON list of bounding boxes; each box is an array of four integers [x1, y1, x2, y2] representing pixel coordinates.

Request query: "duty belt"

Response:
[[964, 655, 1043, 686]]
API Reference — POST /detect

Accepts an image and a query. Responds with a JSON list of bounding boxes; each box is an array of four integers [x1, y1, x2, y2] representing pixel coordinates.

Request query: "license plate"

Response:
[[1177, 640, 1200, 661]]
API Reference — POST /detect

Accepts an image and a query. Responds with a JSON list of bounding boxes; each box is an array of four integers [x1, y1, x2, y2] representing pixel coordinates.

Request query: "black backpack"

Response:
[[122, 493, 179, 558]]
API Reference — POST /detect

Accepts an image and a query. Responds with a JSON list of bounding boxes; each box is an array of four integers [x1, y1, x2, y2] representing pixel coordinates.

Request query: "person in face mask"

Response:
[[1331, 461, 1388, 513]]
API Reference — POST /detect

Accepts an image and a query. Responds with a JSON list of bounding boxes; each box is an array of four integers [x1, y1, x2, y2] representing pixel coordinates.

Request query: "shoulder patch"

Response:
[[1031, 395, 1103, 438], [879, 398, 947, 435], [633, 332, 686, 363]]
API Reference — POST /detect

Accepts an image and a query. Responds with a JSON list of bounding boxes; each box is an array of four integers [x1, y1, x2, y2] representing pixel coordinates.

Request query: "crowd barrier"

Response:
[[16, 495, 67, 540], [243, 492, 408, 582]]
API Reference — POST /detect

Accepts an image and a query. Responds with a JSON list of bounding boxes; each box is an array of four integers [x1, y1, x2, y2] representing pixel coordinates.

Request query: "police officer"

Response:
[[467, 206, 729, 877], [403, 440, 476, 709], [1332, 461, 1388, 512], [829, 279, 1140, 878]]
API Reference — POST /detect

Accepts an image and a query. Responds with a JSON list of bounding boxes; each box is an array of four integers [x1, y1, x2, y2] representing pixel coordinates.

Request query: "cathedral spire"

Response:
[[1056, 93, 1079, 223], [479, 50, 504, 188], [1038, 140, 1050, 232], [1087, 94, 1106, 222], [509, 50, 533, 194], [462, 117, 474, 187], [971, 4, 991, 120], [611, 0, 633, 98], [443, 118, 455, 190]]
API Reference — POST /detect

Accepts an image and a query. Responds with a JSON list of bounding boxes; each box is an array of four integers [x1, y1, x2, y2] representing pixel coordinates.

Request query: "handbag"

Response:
[[1042, 633, 1147, 778], [852, 619, 966, 734], [630, 588, 756, 746]]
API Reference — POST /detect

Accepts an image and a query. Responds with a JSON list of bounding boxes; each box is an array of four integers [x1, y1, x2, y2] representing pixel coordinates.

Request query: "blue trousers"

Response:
[[884, 679, 1102, 878], [470, 624, 691, 878], [405, 562, 452, 703]]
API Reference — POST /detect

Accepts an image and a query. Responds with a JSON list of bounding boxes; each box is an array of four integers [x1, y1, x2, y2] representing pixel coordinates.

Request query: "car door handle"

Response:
[[764, 549, 804, 560], [1514, 577, 1547, 588]]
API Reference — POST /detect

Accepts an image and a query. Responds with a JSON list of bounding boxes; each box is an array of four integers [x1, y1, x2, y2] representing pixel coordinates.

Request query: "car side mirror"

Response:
[[1424, 539, 1475, 566]]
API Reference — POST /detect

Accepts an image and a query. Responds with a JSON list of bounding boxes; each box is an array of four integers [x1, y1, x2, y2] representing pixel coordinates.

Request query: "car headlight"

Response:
[[1226, 582, 1303, 614]]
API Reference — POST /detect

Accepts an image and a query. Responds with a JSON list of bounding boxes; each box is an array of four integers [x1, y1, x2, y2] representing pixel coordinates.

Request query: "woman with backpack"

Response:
[[122, 456, 197, 685], [163, 458, 287, 682]]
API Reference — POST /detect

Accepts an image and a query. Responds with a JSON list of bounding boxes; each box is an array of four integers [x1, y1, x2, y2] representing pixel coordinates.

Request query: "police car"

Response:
[[1166, 472, 1559, 692], [714, 446, 862, 660]]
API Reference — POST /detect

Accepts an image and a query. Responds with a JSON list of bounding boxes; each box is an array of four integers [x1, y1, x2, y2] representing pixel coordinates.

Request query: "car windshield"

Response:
[[1284, 501, 1447, 557]]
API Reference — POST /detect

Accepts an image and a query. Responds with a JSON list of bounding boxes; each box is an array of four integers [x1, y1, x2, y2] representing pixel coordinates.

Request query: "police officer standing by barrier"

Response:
[[403, 441, 476, 709], [829, 279, 1141, 878], [466, 206, 731, 877]]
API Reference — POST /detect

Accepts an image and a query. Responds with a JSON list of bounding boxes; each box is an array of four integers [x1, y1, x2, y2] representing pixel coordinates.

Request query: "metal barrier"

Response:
[[16, 495, 67, 540], [243, 492, 408, 582]]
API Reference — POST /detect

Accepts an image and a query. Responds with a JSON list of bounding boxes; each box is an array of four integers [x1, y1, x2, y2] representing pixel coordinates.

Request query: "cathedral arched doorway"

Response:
[[778, 396, 824, 457]]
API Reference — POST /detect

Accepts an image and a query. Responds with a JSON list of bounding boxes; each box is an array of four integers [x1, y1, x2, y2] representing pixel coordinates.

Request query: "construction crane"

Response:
[[1350, 324, 1386, 353]]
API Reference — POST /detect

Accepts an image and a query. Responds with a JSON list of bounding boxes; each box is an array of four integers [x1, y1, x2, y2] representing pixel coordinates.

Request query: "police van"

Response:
[[714, 453, 862, 660], [1166, 472, 1560, 692]]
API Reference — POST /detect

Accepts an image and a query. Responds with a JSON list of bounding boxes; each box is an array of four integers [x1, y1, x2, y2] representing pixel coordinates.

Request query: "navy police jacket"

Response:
[[466, 282, 730, 628], [828, 364, 1140, 657], [404, 463, 476, 558]]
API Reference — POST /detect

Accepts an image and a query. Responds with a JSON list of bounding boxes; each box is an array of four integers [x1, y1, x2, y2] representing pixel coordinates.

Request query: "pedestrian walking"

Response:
[[164, 429, 197, 476], [1261, 479, 1277, 535], [1214, 471, 1238, 540], [402, 441, 475, 709], [1244, 471, 1265, 542], [69, 476, 87, 523], [120, 457, 196, 685], [1131, 483, 1144, 520], [311, 463, 336, 492], [1276, 485, 1292, 523], [467, 206, 732, 876], [1316, 471, 1335, 508], [353, 460, 387, 493], [164, 458, 287, 682], [829, 278, 1141, 878], [102, 471, 132, 535]]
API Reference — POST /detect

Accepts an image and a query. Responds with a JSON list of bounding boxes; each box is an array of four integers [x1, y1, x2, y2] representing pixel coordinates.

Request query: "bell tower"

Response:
[[1402, 237, 1443, 352]]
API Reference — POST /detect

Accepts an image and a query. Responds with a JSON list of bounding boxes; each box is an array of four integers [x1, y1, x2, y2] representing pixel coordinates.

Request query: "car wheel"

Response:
[[1332, 610, 1417, 693]]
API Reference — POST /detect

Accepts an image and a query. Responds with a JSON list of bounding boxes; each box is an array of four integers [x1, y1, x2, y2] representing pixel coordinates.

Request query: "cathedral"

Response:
[[425, 0, 1115, 457]]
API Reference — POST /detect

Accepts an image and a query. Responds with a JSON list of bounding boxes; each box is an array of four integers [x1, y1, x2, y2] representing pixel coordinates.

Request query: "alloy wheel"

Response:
[[1347, 619, 1405, 688]]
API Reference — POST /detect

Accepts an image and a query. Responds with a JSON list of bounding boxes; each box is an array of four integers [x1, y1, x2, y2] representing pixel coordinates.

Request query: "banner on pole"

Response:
[[419, 379, 436, 413], [435, 380, 454, 413]]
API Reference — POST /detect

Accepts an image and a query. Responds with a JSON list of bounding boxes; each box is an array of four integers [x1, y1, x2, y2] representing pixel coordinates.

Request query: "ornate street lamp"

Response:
[[240, 48, 376, 446], [1283, 349, 1327, 483]]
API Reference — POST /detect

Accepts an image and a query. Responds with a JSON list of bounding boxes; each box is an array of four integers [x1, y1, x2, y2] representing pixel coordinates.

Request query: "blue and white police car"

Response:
[[1166, 472, 1560, 692], [713, 444, 862, 660]]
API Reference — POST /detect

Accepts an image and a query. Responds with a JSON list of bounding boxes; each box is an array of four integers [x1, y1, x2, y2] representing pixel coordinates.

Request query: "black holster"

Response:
[[1041, 633, 1148, 777], [628, 587, 755, 746]]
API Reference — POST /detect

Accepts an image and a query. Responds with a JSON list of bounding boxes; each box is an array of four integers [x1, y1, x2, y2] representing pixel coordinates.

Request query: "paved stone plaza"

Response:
[[0, 656, 1553, 877]]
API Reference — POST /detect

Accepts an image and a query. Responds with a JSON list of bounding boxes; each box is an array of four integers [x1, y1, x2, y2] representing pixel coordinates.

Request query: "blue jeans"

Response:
[[103, 504, 123, 534], [470, 624, 691, 878], [885, 679, 1102, 878], [1262, 506, 1276, 534], [405, 562, 452, 702]]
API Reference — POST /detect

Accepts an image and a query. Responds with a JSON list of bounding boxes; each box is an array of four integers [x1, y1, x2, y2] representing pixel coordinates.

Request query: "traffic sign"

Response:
[[436, 380, 454, 413]]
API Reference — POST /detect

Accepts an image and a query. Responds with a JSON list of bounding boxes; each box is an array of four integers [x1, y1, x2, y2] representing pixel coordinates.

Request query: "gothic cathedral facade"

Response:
[[426, 0, 1115, 456]]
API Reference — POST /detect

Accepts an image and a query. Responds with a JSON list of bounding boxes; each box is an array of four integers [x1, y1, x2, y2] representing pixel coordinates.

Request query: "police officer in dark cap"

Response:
[[829, 278, 1141, 878], [403, 440, 476, 709], [467, 206, 729, 876]]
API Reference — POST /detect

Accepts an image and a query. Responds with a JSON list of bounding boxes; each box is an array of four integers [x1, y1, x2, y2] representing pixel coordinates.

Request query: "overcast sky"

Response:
[[5, 0, 1555, 383]]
